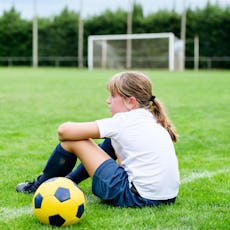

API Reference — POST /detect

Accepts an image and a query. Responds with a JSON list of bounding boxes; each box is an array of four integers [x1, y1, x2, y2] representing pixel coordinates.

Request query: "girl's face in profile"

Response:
[[106, 92, 130, 116]]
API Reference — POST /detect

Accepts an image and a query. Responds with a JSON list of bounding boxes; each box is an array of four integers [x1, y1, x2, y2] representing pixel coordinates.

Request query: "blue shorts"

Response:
[[92, 159, 176, 207]]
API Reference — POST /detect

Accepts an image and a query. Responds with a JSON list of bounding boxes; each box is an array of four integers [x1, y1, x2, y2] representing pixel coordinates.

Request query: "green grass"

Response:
[[0, 68, 229, 229]]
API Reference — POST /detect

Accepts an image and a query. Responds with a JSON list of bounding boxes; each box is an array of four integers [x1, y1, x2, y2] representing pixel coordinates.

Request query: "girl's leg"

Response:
[[16, 139, 114, 193], [67, 138, 116, 183], [61, 139, 110, 178], [39, 144, 77, 182], [16, 144, 77, 193]]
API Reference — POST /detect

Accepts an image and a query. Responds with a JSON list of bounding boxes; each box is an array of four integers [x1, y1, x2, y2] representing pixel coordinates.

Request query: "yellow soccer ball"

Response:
[[33, 177, 86, 227]]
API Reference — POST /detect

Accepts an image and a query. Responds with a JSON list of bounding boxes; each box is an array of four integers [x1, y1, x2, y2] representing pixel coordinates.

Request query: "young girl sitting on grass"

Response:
[[17, 71, 180, 207]]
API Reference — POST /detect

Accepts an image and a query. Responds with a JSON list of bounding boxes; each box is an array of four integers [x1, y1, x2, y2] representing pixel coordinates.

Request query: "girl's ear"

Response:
[[125, 96, 139, 110]]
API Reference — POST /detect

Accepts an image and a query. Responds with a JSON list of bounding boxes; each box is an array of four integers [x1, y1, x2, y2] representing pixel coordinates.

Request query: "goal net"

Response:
[[88, 33, 184, 71]]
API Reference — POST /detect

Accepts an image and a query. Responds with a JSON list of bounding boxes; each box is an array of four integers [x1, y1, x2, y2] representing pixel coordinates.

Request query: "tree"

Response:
[[0, 7, 31, 60]]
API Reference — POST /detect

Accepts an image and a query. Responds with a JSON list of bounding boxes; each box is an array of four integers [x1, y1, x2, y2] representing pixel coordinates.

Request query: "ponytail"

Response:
[[149, 97, 178, 142]]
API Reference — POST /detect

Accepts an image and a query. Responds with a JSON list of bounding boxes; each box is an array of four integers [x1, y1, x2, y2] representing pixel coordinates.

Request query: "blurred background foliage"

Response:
[[0, 3, 229, 68]]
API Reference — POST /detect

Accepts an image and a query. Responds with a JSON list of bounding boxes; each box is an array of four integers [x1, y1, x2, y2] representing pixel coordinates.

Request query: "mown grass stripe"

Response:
[[0, 168, 228, 222]]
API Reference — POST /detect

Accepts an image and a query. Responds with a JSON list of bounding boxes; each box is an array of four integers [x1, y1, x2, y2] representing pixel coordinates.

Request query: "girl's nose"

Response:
[[106, 97, 110, 104]]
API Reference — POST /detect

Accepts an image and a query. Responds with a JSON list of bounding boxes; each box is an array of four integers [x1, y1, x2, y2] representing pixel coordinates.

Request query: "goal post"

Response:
[[88, 33, 184, 71]]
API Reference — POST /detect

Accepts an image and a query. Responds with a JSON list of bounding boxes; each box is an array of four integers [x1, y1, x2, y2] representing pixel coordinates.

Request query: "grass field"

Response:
[[0, 68, 229, 229]]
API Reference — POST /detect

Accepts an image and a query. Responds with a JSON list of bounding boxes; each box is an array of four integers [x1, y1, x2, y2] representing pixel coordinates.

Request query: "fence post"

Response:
[[194, 35, 199, 71]]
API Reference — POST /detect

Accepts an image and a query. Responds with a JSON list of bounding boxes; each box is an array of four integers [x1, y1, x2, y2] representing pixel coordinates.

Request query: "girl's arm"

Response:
[[57, 121, 100, 141]]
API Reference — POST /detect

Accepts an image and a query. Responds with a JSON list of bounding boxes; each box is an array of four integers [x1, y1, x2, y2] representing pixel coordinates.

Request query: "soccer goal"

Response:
[[88, 33, 184, 71]]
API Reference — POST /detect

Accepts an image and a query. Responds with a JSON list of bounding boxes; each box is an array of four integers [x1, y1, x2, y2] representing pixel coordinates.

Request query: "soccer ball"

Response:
[[32, 177, 86, 227]]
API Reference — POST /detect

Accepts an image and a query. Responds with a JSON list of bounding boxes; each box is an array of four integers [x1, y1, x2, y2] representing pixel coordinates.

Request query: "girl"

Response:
[[18, 71, 180, 207]]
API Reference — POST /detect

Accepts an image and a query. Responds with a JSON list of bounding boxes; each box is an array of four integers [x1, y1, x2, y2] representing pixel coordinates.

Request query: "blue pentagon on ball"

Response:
[[76, 203, 84, 218], [54, 187, 71, 202], [49, 214, 65, 227], [34, 193, 43, 208]]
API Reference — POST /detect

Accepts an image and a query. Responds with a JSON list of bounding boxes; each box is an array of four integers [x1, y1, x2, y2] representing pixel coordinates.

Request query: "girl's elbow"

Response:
[[57, 123, 70, 140]]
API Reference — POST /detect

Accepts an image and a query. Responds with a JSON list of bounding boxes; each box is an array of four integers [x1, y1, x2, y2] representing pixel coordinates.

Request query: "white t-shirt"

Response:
[[96, 108, 180, 200]]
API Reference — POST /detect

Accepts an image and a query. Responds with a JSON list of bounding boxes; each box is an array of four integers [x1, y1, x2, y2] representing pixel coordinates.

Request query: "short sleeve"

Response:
[[96, 116, 120, 138]]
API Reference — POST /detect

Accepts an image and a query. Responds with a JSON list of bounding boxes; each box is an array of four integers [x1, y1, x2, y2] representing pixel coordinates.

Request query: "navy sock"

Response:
[[66, 163, 88, 184], [37, 143, 77, 184], [67, 138, 116, 184]]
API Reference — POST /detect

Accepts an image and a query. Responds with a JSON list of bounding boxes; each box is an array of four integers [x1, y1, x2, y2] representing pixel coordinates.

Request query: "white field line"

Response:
[[1, 168, 229, 222], [180, 168, 230, 184], [0, 205, 32, 221]]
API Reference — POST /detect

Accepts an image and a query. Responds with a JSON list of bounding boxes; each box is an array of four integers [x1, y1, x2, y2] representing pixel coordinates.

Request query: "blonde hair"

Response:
[[107, 71, 178, 142]]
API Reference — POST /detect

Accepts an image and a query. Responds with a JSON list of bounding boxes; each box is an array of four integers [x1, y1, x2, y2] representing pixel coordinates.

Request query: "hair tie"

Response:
[[150, 95, 156, 102]]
